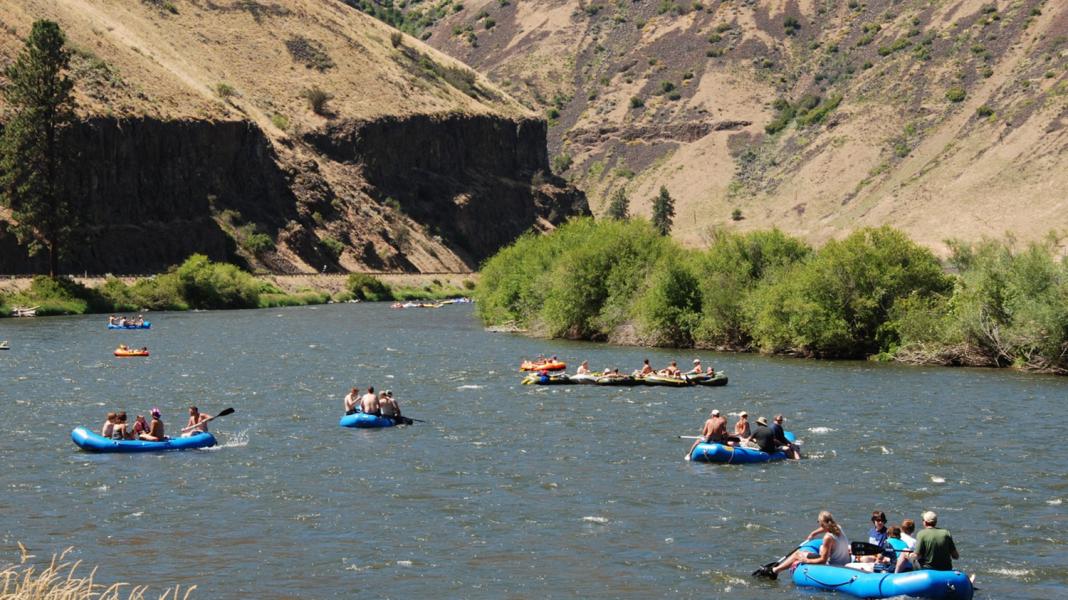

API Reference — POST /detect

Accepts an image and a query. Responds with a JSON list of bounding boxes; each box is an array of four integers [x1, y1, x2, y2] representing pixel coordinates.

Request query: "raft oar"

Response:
[[850, 541, 893, 556], [180, 407, 235, 434], [753, 544, 804, 579]]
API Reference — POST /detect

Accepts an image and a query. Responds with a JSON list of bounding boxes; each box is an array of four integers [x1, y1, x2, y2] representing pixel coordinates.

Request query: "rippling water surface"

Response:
[[1, 304, 1065, 599]]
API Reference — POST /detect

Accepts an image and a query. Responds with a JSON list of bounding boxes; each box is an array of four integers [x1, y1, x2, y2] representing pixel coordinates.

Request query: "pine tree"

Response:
[[605, 187, 629, 220], [0, 20, 78, 277], [651, 185, 675, 235]]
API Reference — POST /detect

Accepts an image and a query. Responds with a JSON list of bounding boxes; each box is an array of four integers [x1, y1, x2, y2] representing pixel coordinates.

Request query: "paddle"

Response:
[[752, 544, 804, 579], [180, 407, 235, 433], [851, 541, 892, 556]]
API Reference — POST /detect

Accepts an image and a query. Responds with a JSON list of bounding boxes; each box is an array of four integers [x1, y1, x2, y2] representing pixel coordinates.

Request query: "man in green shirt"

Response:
[[912, 511, 959, 571]]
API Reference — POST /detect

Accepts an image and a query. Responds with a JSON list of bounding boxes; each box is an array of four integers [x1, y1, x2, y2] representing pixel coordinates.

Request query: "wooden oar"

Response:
[[180, 407, 234, 433]]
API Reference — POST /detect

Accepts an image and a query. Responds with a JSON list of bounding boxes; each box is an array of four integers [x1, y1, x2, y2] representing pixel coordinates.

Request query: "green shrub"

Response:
[[636, 255, 703, 346], [783, 16, 801, 35], [945, 86, 966, 102], [551, 152, 573, 174], [270, 114, 289, 130], [390, 31, 403, 47], [629, 96, 644, 108], [796, 94, 842, 127], [215, 83, 236, 98], [347, 273, 394, 301], [174, 254, 263, 309], [976, 105, 994, 117], [746, 227, 951, 357], [244, 232, 275, 255], [484, 17, 495, 29], [320, 237, 344, 259]]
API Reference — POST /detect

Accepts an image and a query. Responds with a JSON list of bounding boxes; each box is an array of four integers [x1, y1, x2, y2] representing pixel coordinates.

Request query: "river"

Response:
[[0, 304, 1064, 599]]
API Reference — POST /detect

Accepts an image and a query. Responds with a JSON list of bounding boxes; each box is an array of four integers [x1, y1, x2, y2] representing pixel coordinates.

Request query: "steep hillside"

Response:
[[397, 0, 1068, 254], [0, 0, 586, 274]]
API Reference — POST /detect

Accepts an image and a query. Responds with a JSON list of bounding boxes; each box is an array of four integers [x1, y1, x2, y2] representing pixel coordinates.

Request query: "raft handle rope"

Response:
[[799, 567, 861, 589]]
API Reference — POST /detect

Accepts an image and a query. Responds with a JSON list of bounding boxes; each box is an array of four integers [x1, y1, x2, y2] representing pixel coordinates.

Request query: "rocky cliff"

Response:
[[397, 0, 1068, 254], [0, 0, 586, 274]]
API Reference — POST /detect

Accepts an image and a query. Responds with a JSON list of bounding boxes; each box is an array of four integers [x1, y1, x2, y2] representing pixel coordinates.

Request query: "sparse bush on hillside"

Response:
[[390, 31, 403, 47], [320, 236, 344, 259], [285, 35, 336, 71], [976, 105, 994, 117], [731, 208, 743, 221], [630, 96, 645, 108], [215, 82, 236, 99], [270, 113, 289, 130], [945, 86, 966, 102], [551, 152, 573, 174], [796, 94, 842, 127], [484, 17, 496, 29], [302, 85, 333, 115], [783, 16, 801, 35]]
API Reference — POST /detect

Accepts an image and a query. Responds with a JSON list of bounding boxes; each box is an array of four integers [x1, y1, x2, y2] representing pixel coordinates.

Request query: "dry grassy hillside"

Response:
[[0, 0, 585, 274], [407, 0, 1068, 254]]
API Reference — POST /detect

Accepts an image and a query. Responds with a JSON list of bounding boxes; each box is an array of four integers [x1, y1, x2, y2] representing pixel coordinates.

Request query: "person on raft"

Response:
[[900, 518, 918, 549], [856, 510, 890, 563], [576, 361, 592, 375], [634, 359, 654, 377], [139, 408, 166, 441], [898, 511, 959, 572], [102, 412, 117, 438], [343, 387, 360, 415], [360, 386, 381, 416], [733, 411, 751, 441], [182, 406, 212, 435], [881, 526, 912, 570], [771, 414, 801, 459], [685, 358, 705, 375], [111, 412, 130, 440], [684, 409, 730, 460], [379, 390, 411, 424], [759, 510, 851, 579], [747, 416, 790, 457], [660, 361, 682, 377], [132, 414, 148, 438]]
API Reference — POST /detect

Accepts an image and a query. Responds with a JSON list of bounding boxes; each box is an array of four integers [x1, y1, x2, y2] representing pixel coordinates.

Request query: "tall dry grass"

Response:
[[0, 545, 195, 600]]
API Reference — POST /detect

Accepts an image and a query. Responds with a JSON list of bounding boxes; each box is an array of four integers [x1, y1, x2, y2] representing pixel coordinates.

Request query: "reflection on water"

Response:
[[1, 304, 1066, 598]]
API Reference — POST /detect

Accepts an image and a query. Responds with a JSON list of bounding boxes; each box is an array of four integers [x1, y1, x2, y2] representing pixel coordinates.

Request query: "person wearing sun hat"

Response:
[[748, 416, 778, 454], [685, 358, 704, 376], [139, 407, 165, 441]]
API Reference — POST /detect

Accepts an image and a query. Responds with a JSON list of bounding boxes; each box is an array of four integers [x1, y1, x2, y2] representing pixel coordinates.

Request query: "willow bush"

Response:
[[895, 238, 1068, 372], [476, 221, 997, 363]]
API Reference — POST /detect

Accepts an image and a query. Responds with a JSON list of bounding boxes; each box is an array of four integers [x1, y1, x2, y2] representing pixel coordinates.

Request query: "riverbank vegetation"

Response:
[[0, 547, 194, 599], [476, 219, 1068, 373], [0, 255, 471, 317]]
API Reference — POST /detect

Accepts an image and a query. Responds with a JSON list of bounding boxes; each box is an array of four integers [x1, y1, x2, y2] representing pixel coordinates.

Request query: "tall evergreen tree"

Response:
[[651, 185, 675, 235], [605, 187, 629, 220], [0, 20, 77, 277]]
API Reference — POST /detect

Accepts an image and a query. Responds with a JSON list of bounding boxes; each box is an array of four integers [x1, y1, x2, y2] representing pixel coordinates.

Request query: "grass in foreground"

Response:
[[1, 546, 194, 599]]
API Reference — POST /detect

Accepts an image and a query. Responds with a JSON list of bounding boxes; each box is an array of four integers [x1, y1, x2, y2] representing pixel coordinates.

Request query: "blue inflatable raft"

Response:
[[690, 431, 796, 463], [71, 427, 216, 453], [339, 413, 396, 428], [793, 563, 973, 599], [788, 538, 973, 599], [107, 321, 151, 329]]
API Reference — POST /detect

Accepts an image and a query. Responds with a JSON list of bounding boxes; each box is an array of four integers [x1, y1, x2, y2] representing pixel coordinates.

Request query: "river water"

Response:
[[0, 304, 1064, 599]]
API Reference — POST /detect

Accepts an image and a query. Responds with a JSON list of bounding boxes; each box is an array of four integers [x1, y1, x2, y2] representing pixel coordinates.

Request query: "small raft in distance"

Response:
[[339, 413, 397, 428], [114, 348, 150, 357], [107, 321, 151, 330], [71, 427, 216, 453]]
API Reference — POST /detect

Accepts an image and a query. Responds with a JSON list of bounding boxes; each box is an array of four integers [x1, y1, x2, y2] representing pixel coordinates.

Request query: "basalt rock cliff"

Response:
[[0, 0, 587, 274]]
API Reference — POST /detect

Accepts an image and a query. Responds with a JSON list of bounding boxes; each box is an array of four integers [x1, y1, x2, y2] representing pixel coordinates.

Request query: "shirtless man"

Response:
[[343, 387, 360, 415], [139, 408, 165, 441], [685, 409, 729, 460], [360, 386, 381, 415], [635, 359, 654, 377], [183, 406, 211, 435], [101, 412, 117, 437], [686, 358, 704, 375], [576, 361, 591, 375], [662, 361, 682, 377], [733, 411, 751, 441]]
